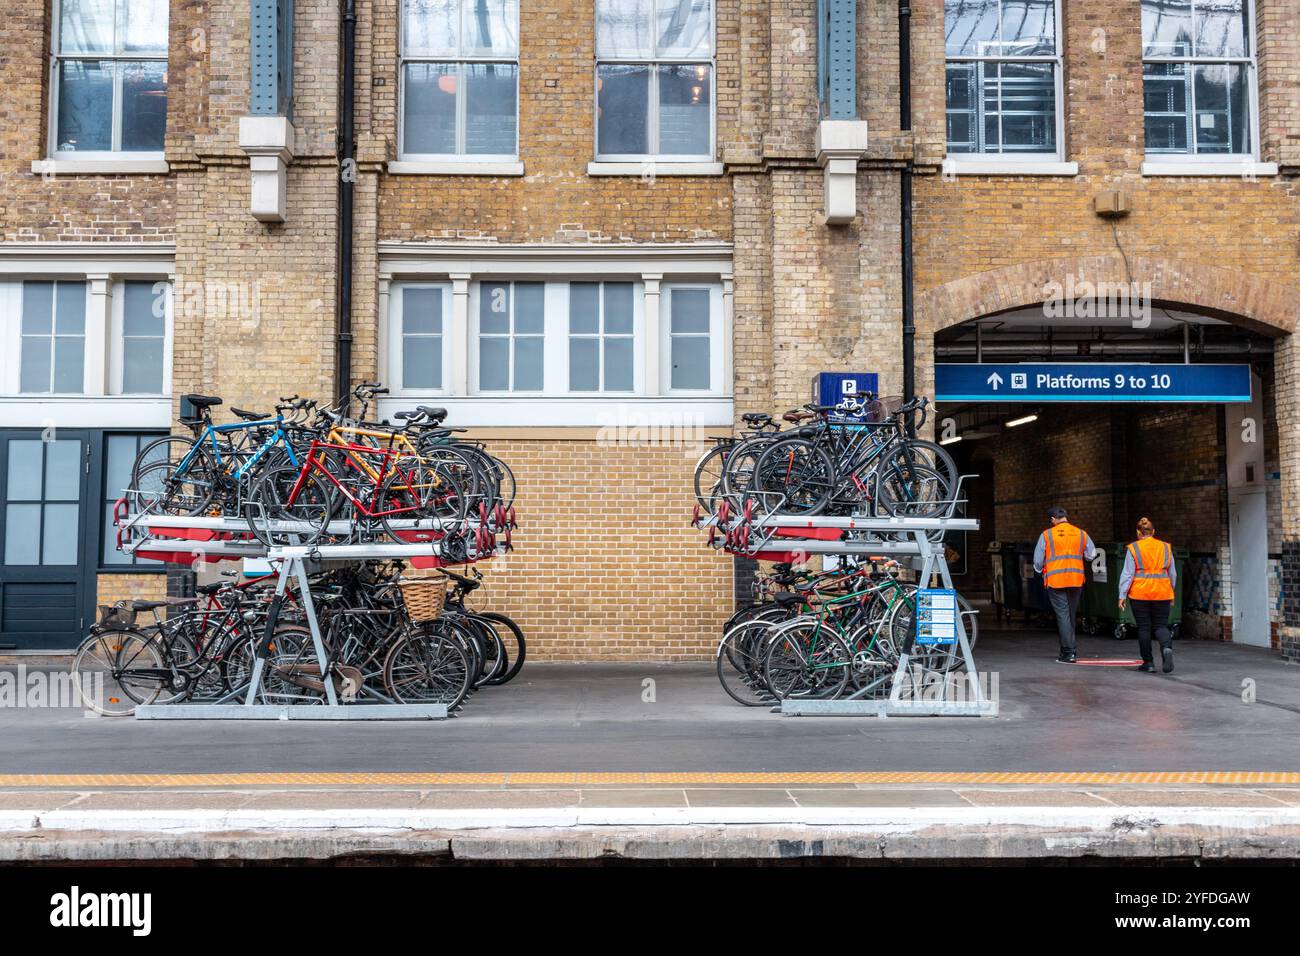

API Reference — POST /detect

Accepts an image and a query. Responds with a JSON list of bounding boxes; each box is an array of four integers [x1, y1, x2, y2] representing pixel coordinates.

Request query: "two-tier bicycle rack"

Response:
[[112, 501, 515, 720], [694, 476, 995, 717]]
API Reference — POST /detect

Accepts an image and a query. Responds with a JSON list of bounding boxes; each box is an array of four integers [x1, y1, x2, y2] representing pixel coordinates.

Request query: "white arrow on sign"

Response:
[[987, 372, 1004, 390]]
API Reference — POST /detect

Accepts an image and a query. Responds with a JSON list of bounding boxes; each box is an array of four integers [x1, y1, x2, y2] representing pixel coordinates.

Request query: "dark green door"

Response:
[[0, 431, 95, 651]]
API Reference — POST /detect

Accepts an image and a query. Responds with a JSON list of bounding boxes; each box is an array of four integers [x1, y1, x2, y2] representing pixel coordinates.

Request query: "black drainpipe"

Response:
[[335, 0, 357, 410], [899, 0, 916, 410]]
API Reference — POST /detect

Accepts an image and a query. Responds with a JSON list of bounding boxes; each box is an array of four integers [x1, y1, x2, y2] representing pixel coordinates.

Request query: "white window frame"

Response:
[[660, 282, 723, 395], [593, 0, 717, 164], [109, 279, 174, 396], [47, 0, 168, 162], [567, 281, 638, 394], [1140, 0, 1262, 167], [397, 0, 521, 164], [943, 0, 1065, 164], [387, 282, 452, 393], [14, 279, 88, 395], [470, 280, 549, 394]]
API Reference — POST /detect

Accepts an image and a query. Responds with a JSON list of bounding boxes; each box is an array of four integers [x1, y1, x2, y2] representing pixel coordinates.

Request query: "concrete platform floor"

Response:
[[0, 630, 1297, 775]]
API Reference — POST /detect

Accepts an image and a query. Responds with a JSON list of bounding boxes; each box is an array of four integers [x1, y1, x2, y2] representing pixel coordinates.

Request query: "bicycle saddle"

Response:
[[131, 597, 199, 611], [231, 407, 269, 421], [417, 405, 449, 423], [773, 591, 803, 606], [181, 394, 222, 409], [741, 412, 771, 424], [194, 582, 225, 596]]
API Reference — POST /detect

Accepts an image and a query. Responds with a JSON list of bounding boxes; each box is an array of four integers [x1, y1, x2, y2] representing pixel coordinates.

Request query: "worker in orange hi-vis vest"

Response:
[[1033, 506, 1097, 664], [1118, 516, 1178, 674]]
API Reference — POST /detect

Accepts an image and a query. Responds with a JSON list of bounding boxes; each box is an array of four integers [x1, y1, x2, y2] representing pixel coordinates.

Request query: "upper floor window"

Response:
[[51, 0, 169, 156], [944, 1, 1061, 158], [595, 0, 714, 161], [400, 0, 520, 160], [1142, 0, 1256, 157]]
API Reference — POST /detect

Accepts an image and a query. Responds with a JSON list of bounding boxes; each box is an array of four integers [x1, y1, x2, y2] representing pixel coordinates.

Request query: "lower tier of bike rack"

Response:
[[131, 531, 502, 721]]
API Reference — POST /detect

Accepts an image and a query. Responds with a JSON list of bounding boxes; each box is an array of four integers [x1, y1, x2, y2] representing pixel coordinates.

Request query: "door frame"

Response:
[[0, 428, 101, 652]]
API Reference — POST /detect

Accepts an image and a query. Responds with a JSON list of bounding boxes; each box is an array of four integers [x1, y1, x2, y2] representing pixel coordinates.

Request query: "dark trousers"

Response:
[[1131, 598, 1173, 664], [1048, 586, 1083, 653]]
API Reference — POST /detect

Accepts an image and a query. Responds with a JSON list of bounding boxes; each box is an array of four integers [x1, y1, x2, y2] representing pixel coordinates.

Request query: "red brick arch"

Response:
[[917, 255, 1299, 337]]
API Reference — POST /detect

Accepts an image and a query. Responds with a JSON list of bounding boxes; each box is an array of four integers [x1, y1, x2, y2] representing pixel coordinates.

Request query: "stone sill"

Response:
[[587, 161, 724, 176], [1141, 160, 1279, 177], [31, 158, 169, 176], [387, 160, 525, 176], [943, 159, 1078, 176]]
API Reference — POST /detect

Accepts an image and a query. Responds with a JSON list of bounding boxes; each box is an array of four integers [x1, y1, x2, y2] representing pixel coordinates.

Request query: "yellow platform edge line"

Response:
[[0, 771, 1298, 788]]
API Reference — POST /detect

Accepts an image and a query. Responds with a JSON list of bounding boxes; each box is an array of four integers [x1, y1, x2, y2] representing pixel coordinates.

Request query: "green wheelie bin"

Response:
[[1080, 543, 1186, 640]]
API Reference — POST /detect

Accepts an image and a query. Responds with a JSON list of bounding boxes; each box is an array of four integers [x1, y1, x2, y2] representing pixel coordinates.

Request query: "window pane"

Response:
[[122, 61, 168, 151], [514, 283, 545, 333], [597, 0, 654, 57], [121, 0, 169, 53], [1144, 62, 1190, 152], [56, 282, 86, 334], [945, 62, 977, 153], [403, 335, 443, 389], [569, 337, 600, 392], [1142, 0, 1193, 57], [1001, 0, 1055, 56], [123, 338, 164, 393], [123, 281, 163, 337], [20, 338, 51, 393], [4, 505, 40, 565], [22, 283, 53, 335], [597, 64, 651, 155], [671, 289, 710, 333], [479, 337, 509, 389], [480, 282, 510, 333], [657, 0, 711, 57], [54, 337, 85, 393], [42, 504, 79, 565], [465, 63, 518, 155], [604, 337, 634, 391], [6, 441, 43, 501], [105, 436, 137, 503], [404, 288, 443, 334], [569, 283, 599, 334], [658, 64, 711, 155], [671, 336, 710, 390], [604, 282, 634, 334], [514, 336, 544, 390], [944, 0, 999, 57], [463, 0, 519, 56], [998, 61, 1056, 152], [403, 63, 458, 155], [59, 0, 115, 54], [405, 0, 459, 56], [1194, 0, 1247, 59], [45, 441, 82, 501], [57, 60, 114, 152], [1194, 63, 1250, 154]]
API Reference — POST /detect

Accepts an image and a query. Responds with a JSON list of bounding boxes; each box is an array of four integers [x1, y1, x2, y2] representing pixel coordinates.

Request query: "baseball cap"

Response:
[[1047, 506, 1068, 520]]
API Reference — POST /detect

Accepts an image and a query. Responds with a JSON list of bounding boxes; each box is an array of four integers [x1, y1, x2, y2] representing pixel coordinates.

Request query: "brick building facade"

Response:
[[1, 0, 1298, 662]]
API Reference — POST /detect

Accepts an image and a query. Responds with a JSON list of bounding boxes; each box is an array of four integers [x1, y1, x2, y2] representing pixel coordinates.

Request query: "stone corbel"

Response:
[[239, 116, 296, 223], [816, 120, 869, 225]]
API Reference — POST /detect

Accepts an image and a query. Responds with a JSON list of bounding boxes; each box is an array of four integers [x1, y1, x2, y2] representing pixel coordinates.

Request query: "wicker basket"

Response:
[[399, 577, 448, 623]]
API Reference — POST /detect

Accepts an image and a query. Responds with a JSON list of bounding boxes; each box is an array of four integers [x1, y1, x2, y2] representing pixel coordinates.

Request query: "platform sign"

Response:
[[813, 372, 879, 411], [935, 363, 1251, 403], [915, 588, 958, 646]]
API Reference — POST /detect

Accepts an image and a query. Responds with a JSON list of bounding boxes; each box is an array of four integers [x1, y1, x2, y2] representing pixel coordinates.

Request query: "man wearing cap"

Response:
[[1033, 506, 1097, 663]]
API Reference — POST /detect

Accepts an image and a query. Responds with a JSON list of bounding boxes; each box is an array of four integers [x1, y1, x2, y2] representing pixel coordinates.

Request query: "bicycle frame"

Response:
[[173, 415, 300, 483], [287, 438, 427, 520]]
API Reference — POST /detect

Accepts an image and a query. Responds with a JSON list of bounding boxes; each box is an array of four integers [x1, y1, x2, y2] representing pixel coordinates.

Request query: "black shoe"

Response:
[[1136, 662, 1156, 673], [1057, 651, 1077, 664], [1162, 646, 1174, 673]]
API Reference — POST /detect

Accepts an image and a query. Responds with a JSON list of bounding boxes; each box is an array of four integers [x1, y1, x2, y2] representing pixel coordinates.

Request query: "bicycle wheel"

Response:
[[379, 459, 467, 542], [72, 629, 166, 716], [134, 457, 218, 517], [477, 611, 526, 686], [693, 443, 730, 515], [382, 621, 473, 708], [245, 464, 333, 547], [131, 435, 199, 484], [874, 459, 950, 519], [716, 616, 783, 706], [762, 618, 852, 700], [752, 437, 836, 516]]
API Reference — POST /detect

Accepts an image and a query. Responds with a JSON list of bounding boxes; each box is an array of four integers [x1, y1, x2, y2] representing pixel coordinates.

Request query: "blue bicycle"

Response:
[[132, 394, 315, 517]]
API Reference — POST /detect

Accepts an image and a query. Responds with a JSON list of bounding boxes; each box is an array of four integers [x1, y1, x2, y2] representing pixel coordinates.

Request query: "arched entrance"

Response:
[[917, 256, 1299, 657]]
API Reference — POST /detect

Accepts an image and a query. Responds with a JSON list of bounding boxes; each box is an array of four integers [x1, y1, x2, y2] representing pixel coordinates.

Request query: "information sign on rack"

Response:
[[916, 588, 958, 646]]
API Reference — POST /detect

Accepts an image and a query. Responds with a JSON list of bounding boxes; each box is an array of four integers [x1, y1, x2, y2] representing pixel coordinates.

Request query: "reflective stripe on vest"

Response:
[[1042, 523, 1086, 589], [1127, 538, 1174, 601]]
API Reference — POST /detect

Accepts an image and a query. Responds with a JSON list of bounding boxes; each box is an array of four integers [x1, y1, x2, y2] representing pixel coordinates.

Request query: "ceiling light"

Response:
[[939, 434, 963, 445], [1006, 414, 1038, 428]]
